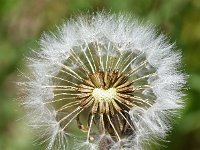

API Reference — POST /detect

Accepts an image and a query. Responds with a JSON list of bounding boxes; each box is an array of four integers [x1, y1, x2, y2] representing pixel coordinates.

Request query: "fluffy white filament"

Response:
[[20, 12, 186, 150]]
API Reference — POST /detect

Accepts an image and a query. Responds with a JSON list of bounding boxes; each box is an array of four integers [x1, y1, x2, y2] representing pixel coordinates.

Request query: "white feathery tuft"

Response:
[[20, 12, 186, 150]]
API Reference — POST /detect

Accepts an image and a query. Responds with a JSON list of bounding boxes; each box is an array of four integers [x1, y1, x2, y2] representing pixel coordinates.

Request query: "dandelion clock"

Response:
[[20, 12, 186, 150]]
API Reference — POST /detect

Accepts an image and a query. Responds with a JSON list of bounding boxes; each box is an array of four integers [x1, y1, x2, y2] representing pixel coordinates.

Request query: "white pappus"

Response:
[[20, 12, 186, 150]]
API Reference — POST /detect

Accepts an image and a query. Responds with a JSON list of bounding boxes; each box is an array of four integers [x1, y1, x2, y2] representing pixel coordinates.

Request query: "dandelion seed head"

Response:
[[20, 12, 186, 150]]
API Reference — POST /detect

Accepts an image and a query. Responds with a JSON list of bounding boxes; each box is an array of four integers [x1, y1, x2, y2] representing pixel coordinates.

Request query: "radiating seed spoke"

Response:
[[44, 97, 77, 104], [99, 113, 105, 134], [121, 52, 144, 73], [57, 101, 80, 112], [118, 111, 135, 131], [130, 96, 153, 106], [131, 72, 157, 83], [127, 60, 148, 76], [62, 108, 84, 130], [85, 44, 98, 71], [69, 49, 90, 74], [46, 75, 79, 86], [56, 62, 84, 80], [86, 115, 94, 142], [60, 69, 83, 82], [54, 93, 81, 97], [59, 107, 82, 124], [114, 99, 133, 110], [107, 115, 121, 141]]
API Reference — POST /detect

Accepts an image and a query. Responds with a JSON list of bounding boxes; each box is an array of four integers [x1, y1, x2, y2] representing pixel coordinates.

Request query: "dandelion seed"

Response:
[[20, 12, 186, 150]]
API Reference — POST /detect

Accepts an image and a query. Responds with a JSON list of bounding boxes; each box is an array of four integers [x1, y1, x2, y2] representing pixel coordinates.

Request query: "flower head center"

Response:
[[92, 88, 117, 102]]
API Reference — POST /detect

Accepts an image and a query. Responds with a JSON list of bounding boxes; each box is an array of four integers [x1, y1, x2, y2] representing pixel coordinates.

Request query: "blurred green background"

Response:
[[0, 0, 200, 149]]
